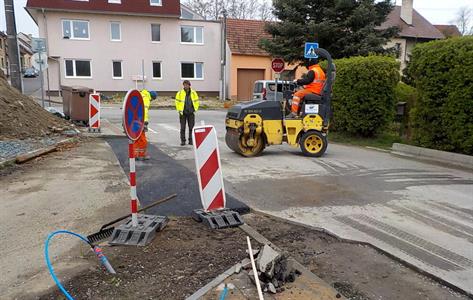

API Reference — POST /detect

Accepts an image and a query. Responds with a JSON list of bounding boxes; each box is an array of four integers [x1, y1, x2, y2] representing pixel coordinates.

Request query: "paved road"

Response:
[[102, 107, 473, 296]]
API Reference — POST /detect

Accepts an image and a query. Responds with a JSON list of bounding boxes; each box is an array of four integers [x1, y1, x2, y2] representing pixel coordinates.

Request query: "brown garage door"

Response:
[[237, 69, 265, 101]]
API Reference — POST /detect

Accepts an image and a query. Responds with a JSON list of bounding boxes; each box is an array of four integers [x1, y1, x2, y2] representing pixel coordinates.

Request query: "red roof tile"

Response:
[[380, 6, 444, 39], [226, 19, 271, 56], [26, 0, 180, 17]]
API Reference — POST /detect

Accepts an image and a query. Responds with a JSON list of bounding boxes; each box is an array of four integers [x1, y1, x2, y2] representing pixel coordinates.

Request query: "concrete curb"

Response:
[[186, 262, 239, 300], [186, 223, 344, 300], [251, 210, 472, 298], [391, 143, 473, 170], [239, 224, 345, 299]]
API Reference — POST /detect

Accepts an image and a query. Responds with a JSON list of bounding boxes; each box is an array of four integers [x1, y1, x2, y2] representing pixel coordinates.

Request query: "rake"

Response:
[[87, 193, 177, 244]]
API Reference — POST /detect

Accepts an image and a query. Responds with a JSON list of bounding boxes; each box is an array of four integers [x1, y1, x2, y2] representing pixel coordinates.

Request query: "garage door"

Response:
[[237, 69, 265, 101]]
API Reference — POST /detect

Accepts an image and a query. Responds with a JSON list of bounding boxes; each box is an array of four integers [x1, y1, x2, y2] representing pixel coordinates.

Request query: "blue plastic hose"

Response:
[[219, 285, 229, 300], [44, 230, 116, 300]]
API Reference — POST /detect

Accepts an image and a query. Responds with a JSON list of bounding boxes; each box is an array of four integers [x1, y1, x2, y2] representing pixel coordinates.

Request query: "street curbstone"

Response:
[[392, 143, 473, 170]]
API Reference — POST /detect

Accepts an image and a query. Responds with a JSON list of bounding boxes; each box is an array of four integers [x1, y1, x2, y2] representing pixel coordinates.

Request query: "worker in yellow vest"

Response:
[[134, 89, 157, 160], [175, 80, 199, 146]]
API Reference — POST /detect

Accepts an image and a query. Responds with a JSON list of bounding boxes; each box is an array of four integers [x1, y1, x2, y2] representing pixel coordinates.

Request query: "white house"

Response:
[[380, 0, 444, 70], [26, 0, 223, 96]]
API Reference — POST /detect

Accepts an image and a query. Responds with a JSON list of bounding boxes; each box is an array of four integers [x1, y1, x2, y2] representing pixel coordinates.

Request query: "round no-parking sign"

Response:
[[122, 89, 145, 141]]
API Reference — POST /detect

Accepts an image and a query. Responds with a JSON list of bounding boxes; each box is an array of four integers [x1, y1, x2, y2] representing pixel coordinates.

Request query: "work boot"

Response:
[[181, 141, 186, 146], [188, 139, 193, 145]]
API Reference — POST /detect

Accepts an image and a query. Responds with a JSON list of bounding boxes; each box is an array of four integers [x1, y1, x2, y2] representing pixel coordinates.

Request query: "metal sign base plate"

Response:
[[109, 214, 168, 246], [192, 208, 244, 229]]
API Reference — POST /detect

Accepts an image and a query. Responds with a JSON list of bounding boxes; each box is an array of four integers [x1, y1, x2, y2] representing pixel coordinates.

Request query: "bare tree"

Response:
[[259, 0, 274, 21], [185, 0, 274, 20], [454, 6, 473, 35]]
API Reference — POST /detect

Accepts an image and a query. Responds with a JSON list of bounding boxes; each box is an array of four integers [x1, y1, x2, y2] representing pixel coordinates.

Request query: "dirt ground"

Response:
[[38, 218, 252, 300], [35, 213, 469, 300], [0, 77, 70, 140], [245, 214, 468, 300]]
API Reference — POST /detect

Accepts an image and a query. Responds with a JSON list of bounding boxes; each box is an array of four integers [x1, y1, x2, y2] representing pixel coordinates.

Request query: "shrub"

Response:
[[407, 36, 473, 155], [327, 55, 400, 137]]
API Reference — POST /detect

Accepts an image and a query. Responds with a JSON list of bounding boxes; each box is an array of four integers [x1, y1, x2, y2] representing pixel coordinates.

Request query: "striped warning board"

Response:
[[192, 125, 226, 211], [89, 93, 100, 132]]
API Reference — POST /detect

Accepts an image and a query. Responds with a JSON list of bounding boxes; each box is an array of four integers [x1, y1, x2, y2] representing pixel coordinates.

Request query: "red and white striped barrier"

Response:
[[192, 125, 226, 211], [88, 93, 100, 132], [128, 141, 138, 227]]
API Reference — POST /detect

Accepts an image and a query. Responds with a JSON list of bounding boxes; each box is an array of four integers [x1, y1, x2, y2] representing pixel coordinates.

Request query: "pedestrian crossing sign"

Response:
[[304, 42, 319, 58]]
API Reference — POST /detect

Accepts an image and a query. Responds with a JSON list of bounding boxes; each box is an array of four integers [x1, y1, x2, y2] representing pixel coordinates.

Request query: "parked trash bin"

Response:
[[61, 86, 94, 123]]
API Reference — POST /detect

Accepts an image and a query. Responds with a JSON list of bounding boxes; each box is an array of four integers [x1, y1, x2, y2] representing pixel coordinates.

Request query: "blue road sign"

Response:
[[304, 42, 319, 59], [123, 89, 144, 141]]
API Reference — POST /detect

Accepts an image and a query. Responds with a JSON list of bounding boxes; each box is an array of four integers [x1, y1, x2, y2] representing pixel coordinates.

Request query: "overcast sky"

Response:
[[0, 0, 472, 37]]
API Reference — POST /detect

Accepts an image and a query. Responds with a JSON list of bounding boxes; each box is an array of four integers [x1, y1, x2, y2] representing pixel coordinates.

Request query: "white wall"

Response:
[[34, 11, 221, 93]]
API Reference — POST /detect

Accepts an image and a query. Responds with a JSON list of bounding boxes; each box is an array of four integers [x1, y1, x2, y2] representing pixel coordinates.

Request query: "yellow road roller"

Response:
[[225, 48, 335, 157]]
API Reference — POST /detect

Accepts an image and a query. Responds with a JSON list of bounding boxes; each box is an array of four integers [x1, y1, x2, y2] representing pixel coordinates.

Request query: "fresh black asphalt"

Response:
[[106, 137, 249, 216]]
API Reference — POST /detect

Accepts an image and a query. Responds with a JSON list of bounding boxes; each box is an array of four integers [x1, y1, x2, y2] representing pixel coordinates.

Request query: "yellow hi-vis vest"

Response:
[[175, 89, 199, 114], [140, 89, 151, 122]]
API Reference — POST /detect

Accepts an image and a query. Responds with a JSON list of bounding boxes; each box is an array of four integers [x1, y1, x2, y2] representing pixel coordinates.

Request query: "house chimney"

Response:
[[400, 0, 413, 25]]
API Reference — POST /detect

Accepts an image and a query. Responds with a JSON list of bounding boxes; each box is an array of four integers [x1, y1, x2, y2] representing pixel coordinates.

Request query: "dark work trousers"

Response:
[[180, 113, 195, 142]]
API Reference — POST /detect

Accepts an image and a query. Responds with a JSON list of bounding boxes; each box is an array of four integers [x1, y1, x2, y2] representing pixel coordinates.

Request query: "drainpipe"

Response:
[[42, 8, 52, 102], [223, 9, 227, 101], [219, 14, 224, 100]]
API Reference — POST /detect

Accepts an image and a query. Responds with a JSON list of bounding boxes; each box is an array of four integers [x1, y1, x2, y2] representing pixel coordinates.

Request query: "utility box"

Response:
[[61, 86, 94, 123], [396, 102, 407, 118]]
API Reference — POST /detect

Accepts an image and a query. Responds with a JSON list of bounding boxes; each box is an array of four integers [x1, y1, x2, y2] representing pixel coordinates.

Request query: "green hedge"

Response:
[[327, 55, 400, 137], [407, 37, 473, 155]]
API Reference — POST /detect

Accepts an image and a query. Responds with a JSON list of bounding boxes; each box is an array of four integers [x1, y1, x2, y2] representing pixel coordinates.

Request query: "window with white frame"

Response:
[[150, 0, 162, 6], [108, 0, 121, 3], [65, 59, 92, 78], [62, 20, 89, 39], [151, 24, 160, 42], [181, 62, 203, 79], [112, 61, 122, 79], [110, 22, 121, 41], [181, 26, 203, 44], [152, 61, 162, 79]]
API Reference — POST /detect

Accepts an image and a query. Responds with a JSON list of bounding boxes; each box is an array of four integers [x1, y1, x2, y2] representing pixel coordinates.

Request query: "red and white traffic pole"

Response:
[[128, 140, 138, 227]]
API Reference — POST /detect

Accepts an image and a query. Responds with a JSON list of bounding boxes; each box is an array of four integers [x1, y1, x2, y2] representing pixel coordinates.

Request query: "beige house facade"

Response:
[[380, 0, 444, 70], [26, 0, 222, 95]]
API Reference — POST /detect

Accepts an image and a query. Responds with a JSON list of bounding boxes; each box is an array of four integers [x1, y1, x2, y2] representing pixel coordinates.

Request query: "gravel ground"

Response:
[[0, 136, 64, 162]]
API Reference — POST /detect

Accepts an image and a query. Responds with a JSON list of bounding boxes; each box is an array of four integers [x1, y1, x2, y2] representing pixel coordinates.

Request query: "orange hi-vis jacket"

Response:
[[304, 64, 326, 95]]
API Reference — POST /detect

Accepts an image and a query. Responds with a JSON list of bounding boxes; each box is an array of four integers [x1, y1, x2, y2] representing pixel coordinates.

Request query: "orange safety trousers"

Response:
[[133, 132, 148, 158], [291, 89, 313, 114]]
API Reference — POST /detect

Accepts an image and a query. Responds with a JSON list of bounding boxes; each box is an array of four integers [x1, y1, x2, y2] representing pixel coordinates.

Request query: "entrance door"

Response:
[[237, 69, 265, 101]]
